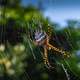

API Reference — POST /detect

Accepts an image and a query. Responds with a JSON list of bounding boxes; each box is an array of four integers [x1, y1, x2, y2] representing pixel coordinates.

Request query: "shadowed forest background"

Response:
[[0, 0, 80, 80]]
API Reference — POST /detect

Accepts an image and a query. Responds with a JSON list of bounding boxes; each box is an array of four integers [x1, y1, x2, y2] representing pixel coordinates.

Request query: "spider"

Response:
[[32, 26, 70, 68]]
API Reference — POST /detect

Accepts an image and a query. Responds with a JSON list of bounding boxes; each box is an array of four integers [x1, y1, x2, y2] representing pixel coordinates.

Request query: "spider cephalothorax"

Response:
[[34, 31, 47, 46]]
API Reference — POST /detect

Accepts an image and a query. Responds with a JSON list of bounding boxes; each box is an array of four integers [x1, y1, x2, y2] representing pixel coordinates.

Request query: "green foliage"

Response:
[[0, 0, 80, 80]]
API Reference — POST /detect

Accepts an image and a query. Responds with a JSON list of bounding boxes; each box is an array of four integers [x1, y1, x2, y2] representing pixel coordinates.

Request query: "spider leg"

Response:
[[47, 43, 70, 58], [43, 46, 53, 68], [46, 35, 70, 58]]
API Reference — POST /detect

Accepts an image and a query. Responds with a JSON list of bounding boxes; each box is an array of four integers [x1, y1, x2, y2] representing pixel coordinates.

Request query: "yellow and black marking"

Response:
[[42, 36, 70, 68]]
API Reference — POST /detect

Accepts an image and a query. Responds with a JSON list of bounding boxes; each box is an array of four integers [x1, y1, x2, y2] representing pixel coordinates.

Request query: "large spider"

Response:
[[32, 26, 70, 68]]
